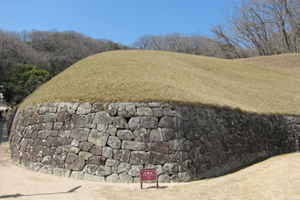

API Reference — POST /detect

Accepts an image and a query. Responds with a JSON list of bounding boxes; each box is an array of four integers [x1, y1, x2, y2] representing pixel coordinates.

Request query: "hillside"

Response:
[[20, 50, 300, 115]]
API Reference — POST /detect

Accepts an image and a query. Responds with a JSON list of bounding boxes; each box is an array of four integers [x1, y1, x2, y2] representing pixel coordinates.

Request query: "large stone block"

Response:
[[107, 136, 122, 149], [128, 117, 140, 130], [88, 129, 109, 146], [93, 111, 112, 125], [106, 174, 120, 183], [113, 149, 131, 162], [92, 102, 106, 113], [128, 165, 143, 177], [65, 153, 85, 171], [117, 162, 131, 174], [149, 128, 164, 142], [117, 130, 134, 141], [148, 152, 165, 165], [76, 102, 91, 115], [130, 151, 148, 165], [70, 128, 90, 142], [113, 116, 129, 129], [137, 107, 153, 116], [164, 163, 179, 174], [141, 117, 158, 129], [79, 141, 94, 152], [122, 141, 143, 150], [118, 102, 136, 117]]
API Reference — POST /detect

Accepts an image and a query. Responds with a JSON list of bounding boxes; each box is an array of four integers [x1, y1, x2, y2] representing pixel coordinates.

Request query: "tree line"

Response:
[[0, 29, 129, 84], [133, 0, 300, 59]]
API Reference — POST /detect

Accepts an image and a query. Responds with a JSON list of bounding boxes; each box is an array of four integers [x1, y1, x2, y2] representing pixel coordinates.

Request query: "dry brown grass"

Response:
[[19, 50, 300, 115]]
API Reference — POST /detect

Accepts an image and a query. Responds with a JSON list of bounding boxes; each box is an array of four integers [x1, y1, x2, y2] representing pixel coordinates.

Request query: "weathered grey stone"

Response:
[[79, 151, 93, 160], [118, 102, 136, 117], [70, 171, 84, 180], [170, 174, 180, 182], [53, 168, 71, 177], [57, 130, 70, 139], [86, 156, 106, 165], [65, 153, 85, 171], [106, 174, 120, 183], [152, 107, 164, 117], [107, 136, 122, 149], [148, 102, 161, 108], [108, 103, 118, 116], [106, 125, 117, 136], [122, 141, 143, 150], [70, 128, 90, 142], [38, 165, 53, 174], [96, 123, 108, 132], [92, 102, 106, 113], [149, 128, 164, 142], [54, 122, 63, 130], [119, 173, 134, 183], [62, 121, 74, 130], [88, 129, 109, 146], [113, 116, 129, 129], [71, 139, 79, 147], [102, 147, 113, 159], [158, 117, 174, 128], [72, 115, 88, 128], [164, 108, 175, 117], [128, 165, 143, 177], [164, 163, 179, 174], [93, 111, 112, 125], [148, 152, 165, 164], [137, 107, 153, 116], [162, 128, 175, 141], [83, 164, 99, 175], [30, 162, 43, 172], [62, 145, 80, 154], [141, 117, 158, 129], [178, 172, 192, 182], [97, 165, 112, 176], [133, 128, 147, 142], [106, 159, 119, 167], [128, 117, 140, 130], [169, 139, 183, 151], [117, 130, 134, 141], [76, 102, 91, 115], [117, 162, 131, 174], [158, 174, 170, 183], [41, 156, 52, 165], [83, 174, 106, 182], [113, 149, 131, 162], [135, 102, 148, 107], [90, 146, 102, 156], [130, 151, 148, 165], [79, 142, 93, 152]]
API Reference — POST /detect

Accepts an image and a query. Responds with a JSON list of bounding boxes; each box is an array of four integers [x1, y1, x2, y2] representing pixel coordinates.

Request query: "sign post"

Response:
[[140, 168, 158, 189]]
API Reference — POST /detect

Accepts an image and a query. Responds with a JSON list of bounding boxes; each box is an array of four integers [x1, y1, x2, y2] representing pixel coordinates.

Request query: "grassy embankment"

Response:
[[19, 50, 300, 115]]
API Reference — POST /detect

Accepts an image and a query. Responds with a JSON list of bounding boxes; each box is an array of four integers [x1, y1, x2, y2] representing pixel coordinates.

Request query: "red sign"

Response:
[[140, 168, 158, 189], [141, 170, 157, 180]]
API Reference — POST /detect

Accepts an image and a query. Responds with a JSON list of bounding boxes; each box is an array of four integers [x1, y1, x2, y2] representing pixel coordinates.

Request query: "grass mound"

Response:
[[20, 50, 300, 115]]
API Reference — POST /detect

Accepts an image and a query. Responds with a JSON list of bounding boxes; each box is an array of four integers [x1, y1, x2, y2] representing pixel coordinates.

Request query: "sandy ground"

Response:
[[1, 115, 300, 200]]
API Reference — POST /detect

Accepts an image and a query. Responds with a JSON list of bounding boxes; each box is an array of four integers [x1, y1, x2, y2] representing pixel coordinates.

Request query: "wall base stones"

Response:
[[9, 102, 300, 183]]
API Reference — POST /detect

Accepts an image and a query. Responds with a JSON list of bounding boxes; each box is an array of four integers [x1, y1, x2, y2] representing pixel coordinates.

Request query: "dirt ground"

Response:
[[1, 115, 300, 200]]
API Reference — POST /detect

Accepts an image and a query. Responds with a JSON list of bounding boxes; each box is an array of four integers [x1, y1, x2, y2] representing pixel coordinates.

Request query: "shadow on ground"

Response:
[[0, 185, 82, 198]]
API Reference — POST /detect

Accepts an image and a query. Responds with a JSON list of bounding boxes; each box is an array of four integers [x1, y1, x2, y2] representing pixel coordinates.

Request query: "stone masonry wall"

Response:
[[9, 101, 300, 183]]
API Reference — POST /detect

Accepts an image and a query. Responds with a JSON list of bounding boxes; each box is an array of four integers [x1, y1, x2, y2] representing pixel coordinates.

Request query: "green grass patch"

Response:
[[19, 50, 300, 115]]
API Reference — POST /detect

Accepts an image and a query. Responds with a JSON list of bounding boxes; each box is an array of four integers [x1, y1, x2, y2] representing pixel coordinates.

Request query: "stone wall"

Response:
[[9, 101, 300, 183]]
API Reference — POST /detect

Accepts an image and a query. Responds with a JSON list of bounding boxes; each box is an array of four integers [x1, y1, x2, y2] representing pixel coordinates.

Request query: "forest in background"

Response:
[[0, 0, 299, 104]]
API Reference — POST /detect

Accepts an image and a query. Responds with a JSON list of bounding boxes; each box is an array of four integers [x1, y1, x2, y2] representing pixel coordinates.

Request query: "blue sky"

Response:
[[0, 0, 226, 46]]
